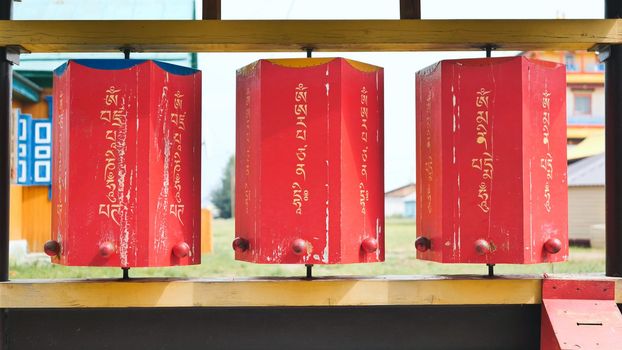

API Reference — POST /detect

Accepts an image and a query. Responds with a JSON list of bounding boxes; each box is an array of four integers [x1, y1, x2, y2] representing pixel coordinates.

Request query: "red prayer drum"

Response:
[[415, 56, 568, 264], [50, 59, 201, 267], [235, 58, 385, 264]]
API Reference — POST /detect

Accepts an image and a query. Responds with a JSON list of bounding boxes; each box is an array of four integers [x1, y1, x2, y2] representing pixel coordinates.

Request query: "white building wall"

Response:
[[568, 186, 605, 240], [592, 87, 605, 117], [385, 197, 404, 217]]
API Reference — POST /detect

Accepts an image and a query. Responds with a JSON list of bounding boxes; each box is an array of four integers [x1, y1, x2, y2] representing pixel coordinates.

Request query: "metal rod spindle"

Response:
[[305, 264, 313, 279], [483, 44, 494, 279], [487, 264, 495, 277], [306, 48, 313, 58], [122, 267, 130, 280], [123, 48, 131, 59]]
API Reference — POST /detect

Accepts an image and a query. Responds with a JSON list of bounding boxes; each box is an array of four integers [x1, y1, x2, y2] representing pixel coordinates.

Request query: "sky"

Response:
[[197, 0, 604, 204]]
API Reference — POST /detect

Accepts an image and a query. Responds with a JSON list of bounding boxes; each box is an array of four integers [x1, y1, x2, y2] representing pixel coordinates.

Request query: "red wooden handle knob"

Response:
[[361, 238, 378, 253], [415, 237, 431, 252], [232, 237, 249, 252], [99, 242, 115, 258], [291, 238, 308, 255], [474, 239, 491, 255], [43, 240, 60, 257], [173, 242, 191, 258], [544, 238, 562, 254]]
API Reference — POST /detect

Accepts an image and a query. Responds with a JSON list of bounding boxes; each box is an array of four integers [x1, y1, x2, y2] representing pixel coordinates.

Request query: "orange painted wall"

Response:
[[10, 89, 53, 253], [20, 187, 52, 253], [201, 208, 213, 253], [9, 185, 23, 241]]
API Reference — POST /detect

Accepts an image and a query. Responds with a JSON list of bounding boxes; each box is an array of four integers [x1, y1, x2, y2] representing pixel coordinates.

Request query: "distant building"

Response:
[[522, 51, 605, 246], [385, 183, 415, 218], [524, 51, 605, 160], [13, 0, 197, 84], [387, 51, 606, 231], [567, 153, 605, 246]]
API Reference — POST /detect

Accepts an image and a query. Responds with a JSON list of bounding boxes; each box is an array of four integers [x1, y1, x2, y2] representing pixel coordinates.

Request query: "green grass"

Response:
[[9, 218, 605, 279]]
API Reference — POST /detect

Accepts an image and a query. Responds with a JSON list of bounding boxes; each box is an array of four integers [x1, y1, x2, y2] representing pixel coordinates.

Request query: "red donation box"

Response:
[[234, 58, 384, 264], [48, 60, 201, 267], [415, 57, 568, 264]]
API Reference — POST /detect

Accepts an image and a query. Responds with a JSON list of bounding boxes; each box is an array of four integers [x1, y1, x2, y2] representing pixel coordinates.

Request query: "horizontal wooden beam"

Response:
[[0, 19, 621, 53], [0, 275, 620, 308]]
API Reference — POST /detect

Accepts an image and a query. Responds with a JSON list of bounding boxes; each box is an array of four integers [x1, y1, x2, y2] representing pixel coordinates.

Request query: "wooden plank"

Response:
[[400, 0, 421, 19], [2, 276, 620, 308], [542, 279, 615, 300], [0, 275, 552, 308], [202, 0, 221, 20], [0, 19, 620, 53]]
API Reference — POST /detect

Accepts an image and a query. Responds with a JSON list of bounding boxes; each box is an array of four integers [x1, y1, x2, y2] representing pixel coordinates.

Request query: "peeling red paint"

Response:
[[235, 58, 384, 264], [51, 60, 201, 267], [416, 57, 568, 264]]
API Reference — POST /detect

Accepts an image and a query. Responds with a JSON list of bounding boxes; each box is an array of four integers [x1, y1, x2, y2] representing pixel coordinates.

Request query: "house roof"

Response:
[[568, 152, 605, 187], [568, 130, 605, 161], [13, 72, 42, 103], [385, 183, 416, 197]]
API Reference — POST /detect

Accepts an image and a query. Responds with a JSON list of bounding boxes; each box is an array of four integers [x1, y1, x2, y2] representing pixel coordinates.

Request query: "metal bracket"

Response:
[[0, 45, 28, 65], [302, 46, 314, 58], [479, 44, 497, 58], [119, 46, 136, 59], [590, 44, 611, 63]]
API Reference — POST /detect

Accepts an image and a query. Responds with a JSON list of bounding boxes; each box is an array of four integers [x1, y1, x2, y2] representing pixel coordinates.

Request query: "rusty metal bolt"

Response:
[[544, 238, 562, 254], [361, 237, 378, 253], [99, 242, 115, 258], [232, 237, 249, 252], [43, 240, 61, 257], [173, 242, 191, 258], [415, 237, 431, 252], [474, 239, 491, 255]]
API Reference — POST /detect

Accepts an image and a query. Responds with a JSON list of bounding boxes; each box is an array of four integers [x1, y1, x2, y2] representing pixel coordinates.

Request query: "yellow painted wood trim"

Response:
[[0, 276, 552, 308], [1, 276, 619, 308], [266, 58, 336, 68], [344, 59, 382, 73], [265, 58, 382, 73], [0, 19, 621, 53]]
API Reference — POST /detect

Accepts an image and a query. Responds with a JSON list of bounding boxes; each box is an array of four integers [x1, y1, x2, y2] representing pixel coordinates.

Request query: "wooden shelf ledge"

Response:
[[0, 275, 620, 308], [0, 19, 621, 53]]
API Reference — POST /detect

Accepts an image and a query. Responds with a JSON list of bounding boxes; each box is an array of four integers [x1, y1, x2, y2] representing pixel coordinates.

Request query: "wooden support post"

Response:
[[606, 0, 622, 277], [0, 3, 13, 350], [400, 0, 421, 19], [0, 0, 13, 284], [202, 0, 221, 20]]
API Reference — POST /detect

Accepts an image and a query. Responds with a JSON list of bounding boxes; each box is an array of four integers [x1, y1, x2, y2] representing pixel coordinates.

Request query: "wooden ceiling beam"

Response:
[[0, 19, 620, 53]]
